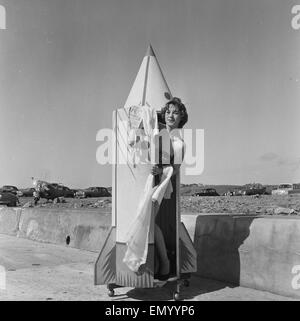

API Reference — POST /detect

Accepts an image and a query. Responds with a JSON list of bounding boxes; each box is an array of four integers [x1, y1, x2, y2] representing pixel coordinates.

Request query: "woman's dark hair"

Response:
[[160, 97, 188, 128]]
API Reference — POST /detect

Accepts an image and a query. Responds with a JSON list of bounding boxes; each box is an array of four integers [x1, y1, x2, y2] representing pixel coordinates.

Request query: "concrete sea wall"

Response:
[[0, 207, 111, 252], [182, 213, 300, 299], [1, 207, 300, 298]]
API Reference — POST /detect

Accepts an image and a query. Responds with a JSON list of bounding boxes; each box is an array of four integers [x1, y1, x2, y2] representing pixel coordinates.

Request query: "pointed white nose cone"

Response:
[[124, 45, 172, 110]]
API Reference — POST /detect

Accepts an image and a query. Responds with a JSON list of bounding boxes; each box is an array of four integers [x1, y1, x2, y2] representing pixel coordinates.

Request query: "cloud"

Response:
[[259, 152, 278, 162], [277, 158, 300, 171], [259, 153, 300, 172]]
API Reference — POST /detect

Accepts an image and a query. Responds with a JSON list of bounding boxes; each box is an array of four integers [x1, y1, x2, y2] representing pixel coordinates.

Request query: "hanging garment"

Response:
[[123, 107, 186, 273], [123, 105, 176, 273], [126, 105, 158, 167], [122, 165, 173, 273]]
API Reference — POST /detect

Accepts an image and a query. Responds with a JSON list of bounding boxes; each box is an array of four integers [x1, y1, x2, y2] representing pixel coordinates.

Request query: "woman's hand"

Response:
[[151, 165, 163, 176]]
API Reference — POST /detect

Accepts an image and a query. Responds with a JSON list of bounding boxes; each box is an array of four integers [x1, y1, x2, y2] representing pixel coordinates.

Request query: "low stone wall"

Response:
[[0, 206, 111, 252], [1, 207, 300, 298], [0, 207, 22, 236], [183, 214, 300, 299]]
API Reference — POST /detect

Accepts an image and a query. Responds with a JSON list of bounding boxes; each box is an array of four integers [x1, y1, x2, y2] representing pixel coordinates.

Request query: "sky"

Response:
[[0, 0, 300, 188]]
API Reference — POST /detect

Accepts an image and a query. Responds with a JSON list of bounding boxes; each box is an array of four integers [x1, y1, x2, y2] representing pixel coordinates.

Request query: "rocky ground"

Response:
[[181, 194, 300, 215], [19, 196, 112, 210], [17, 194, 300, 215]]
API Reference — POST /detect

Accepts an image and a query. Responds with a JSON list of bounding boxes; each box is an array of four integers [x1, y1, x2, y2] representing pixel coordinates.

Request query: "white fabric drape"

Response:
[[127, 106, 158, 167], [123, 105, 175, 273], [122, 166, 173, 273]]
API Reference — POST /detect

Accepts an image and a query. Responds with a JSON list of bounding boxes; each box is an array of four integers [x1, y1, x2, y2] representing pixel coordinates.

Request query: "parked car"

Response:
[[193, 188, 219, 196], [272, 184, 293, 196], [55, 185, 75, 198], [18, 187, 34, 197], [232, 189, 243, 196], [50, 183, 61, 188], [70, 189, 80, 196], [19, 187, 35, 197], [0, 191, 19, 207], [243, 185, 266, 196], [0, 185, 19, 195], [75, 187, 111, 198], [46, 183, 75, 198], [289, 184, 300, 195], [32, 181, 75, 203]]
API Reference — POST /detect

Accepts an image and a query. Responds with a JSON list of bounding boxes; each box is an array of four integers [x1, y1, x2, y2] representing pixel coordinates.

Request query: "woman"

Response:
[[151, 97, 188, 280]]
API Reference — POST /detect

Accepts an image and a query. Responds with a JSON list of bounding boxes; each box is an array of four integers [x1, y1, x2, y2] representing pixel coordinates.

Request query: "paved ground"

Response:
[[0, 234, 298, 301]]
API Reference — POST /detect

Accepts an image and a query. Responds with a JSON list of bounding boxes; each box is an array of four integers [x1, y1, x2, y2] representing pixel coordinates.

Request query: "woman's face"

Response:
[[165, 104, 181, 129]]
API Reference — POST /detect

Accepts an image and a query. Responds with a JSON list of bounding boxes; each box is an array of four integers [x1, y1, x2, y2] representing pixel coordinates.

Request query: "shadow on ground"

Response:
[[122, 214, 254, 300], [123, 276, 235, 301]]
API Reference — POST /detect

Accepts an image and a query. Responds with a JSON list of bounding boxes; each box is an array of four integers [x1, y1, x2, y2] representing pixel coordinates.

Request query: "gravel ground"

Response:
[[19, 196, 112, 210], [17, 194, 300, 215], [181, 194, 300, 215]]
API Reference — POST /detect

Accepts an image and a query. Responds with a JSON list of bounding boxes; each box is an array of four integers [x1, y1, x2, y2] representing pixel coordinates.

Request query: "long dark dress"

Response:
[[155, 128, 178, 276]]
